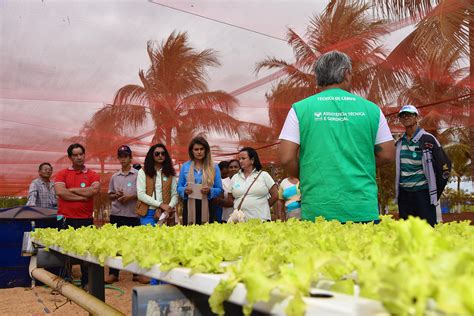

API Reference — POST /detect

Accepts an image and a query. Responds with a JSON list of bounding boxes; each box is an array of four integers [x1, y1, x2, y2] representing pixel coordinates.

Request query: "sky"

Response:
[[1, 0, 470, 194], [0, 0, 329, 154], [0, 0, 331, 193]]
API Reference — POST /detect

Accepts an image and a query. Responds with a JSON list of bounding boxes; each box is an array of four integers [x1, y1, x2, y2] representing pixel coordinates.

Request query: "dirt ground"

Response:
[[0, 268, 140, 316]]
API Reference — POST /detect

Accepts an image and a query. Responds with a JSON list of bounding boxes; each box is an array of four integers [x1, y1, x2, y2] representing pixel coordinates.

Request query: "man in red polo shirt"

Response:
[[54, 143, 101, 288]]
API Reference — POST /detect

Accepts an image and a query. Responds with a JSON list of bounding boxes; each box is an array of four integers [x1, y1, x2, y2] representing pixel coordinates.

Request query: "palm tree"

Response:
[[369, 0, 471, 56], [63, 116, 132, 222], [369, 0, 473, 177], [65, 119, 126, 174], [443, 127, 471, 193], [256, 0, 389, 135], [442, 126, 471, 212], [396, 43, 470, 135], [92, 31, 240, 158]]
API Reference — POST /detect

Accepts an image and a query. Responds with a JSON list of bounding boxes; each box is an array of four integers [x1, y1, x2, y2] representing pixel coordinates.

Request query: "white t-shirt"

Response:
[[279, 108, 393, 144], [221, 177, 233, 221], [230, 169, 275, 221]]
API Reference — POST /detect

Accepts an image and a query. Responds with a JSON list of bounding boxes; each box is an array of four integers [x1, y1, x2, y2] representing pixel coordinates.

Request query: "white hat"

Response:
[[398, 105, 419, 116]]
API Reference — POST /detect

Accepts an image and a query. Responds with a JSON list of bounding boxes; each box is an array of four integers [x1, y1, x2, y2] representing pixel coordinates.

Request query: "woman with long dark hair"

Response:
[[228, 147, 278, 221], [137, 143, 178, 226], [177, 136, 223, 225]]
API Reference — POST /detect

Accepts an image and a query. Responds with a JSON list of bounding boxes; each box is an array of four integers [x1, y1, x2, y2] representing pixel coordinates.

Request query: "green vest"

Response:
[[293, 88, 380, 222]]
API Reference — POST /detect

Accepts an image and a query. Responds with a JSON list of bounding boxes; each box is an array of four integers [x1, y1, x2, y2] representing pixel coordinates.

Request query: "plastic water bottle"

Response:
[[31, 220, 35, 232]]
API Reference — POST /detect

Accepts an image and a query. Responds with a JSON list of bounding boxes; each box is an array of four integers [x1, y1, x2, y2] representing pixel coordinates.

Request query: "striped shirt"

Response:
[[278, 178, 301, 219], [26, 178, 57, 208], [399, 130, 428, 191]]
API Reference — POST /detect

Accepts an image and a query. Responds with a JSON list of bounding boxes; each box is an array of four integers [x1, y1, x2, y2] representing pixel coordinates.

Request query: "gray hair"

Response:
[[314, 51, 352, 87]]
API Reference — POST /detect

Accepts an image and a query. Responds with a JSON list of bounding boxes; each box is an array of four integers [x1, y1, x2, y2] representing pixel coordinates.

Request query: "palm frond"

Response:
[[92, 102, 148, 133], [145, 32, 220, 97], [411, 0, 471, 56], [256, 58, 314, 88], [286, 28, 317, 69], [178, 91, 238, 114], [113, 84, 148, 106], [178, 109, 242, 138], [370, 0, 436, 20], [237, 122, 276, 144], [455, 75, 472, 90], [255, 58, 295, 73], [308, 0, 389, 55], [266, 81, 315, 130], [367, 31, 424, 105]]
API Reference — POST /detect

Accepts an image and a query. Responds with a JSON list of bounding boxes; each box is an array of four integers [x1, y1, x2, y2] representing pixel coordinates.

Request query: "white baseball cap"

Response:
[[398, 105, 419, 116]]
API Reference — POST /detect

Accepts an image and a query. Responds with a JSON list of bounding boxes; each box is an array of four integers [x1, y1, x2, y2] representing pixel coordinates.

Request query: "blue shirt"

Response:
[[177, 161, 223, 200]]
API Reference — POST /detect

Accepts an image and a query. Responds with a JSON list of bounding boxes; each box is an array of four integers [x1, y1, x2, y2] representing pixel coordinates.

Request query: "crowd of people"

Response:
[[25, 50, 452, 288]]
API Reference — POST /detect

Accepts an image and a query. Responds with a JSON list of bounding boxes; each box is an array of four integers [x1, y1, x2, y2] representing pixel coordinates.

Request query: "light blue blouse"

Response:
[[177, 160, 223, 200]]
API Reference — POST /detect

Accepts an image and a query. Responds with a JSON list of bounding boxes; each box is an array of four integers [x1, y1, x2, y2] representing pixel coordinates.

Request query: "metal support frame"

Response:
[[88, 262, 105, 302]]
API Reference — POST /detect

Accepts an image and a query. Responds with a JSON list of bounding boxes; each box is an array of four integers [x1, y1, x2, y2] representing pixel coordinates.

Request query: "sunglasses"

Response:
[[154, 151, 166, 157], [399, 112, 416, 119]]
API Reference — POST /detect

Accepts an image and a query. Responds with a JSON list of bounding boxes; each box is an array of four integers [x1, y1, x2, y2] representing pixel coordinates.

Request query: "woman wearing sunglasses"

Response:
[[136, 143, 178, 226], [177, 136, 223, 225]]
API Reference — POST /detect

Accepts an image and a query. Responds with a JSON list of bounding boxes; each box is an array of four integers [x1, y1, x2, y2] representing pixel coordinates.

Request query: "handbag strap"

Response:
[[237, 171, 262, 211]]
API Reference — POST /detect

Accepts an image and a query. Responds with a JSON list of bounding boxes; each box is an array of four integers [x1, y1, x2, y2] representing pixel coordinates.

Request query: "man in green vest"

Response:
[[278, 51, 394, 223]]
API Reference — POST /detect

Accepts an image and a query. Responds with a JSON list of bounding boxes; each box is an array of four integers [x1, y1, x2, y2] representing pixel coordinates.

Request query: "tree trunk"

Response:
[[100, 159, 105, 175], [165, 127, 172, 147], [165, 127, 173, 158]]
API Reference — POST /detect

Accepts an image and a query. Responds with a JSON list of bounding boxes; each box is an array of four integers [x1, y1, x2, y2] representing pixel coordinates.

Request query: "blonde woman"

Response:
[[177, 136, 223, 225]]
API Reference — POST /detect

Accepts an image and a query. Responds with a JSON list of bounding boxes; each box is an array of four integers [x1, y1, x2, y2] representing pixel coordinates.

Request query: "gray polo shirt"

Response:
[[108, 167, 138, 218]]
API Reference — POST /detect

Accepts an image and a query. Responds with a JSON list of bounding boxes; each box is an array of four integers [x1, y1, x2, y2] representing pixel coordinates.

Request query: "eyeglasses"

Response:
[[154, 151, 166, 157], [399, 112, 416, 119]]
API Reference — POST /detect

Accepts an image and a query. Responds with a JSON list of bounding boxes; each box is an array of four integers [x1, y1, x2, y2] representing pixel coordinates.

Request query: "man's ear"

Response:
[[344, 68, 352, 82]]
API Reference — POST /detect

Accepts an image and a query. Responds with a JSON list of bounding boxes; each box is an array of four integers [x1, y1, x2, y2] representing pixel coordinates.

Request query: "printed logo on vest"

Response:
[[314, 112, 323, 121]]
